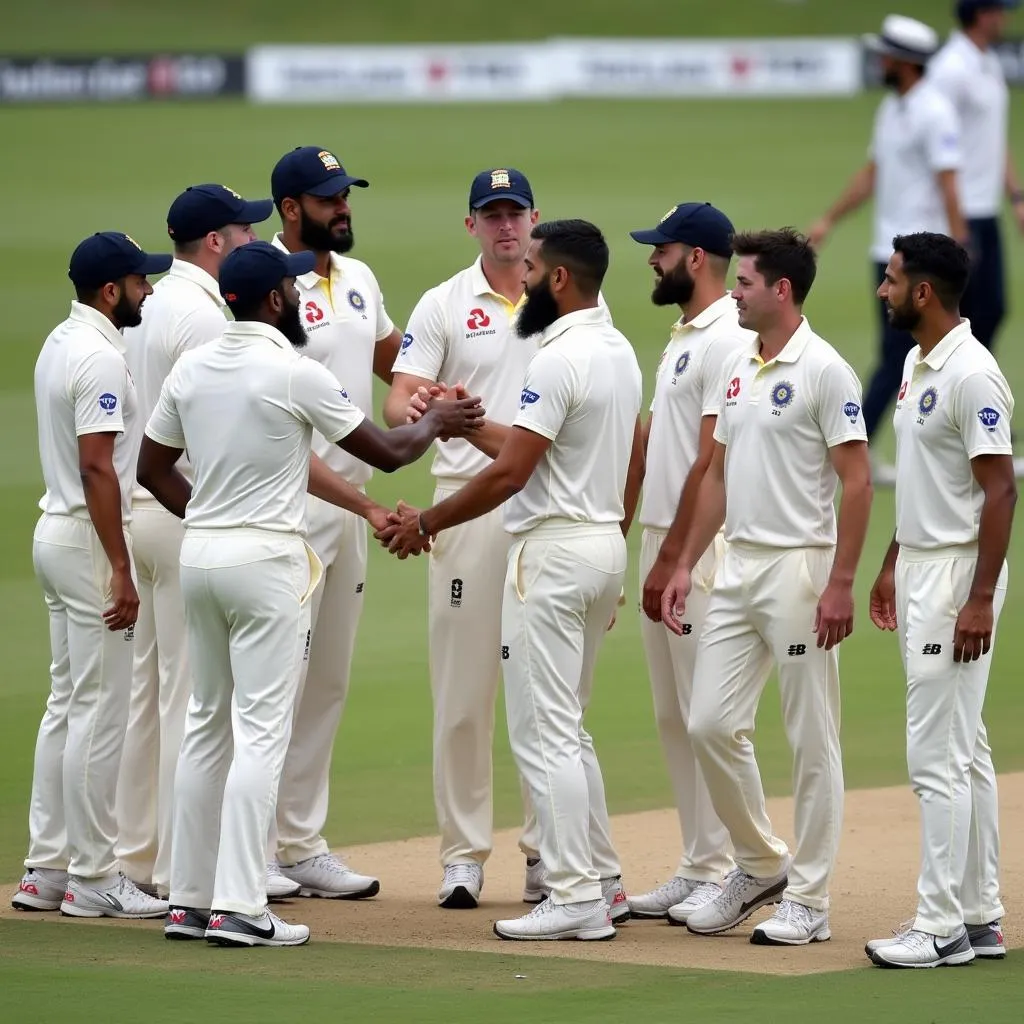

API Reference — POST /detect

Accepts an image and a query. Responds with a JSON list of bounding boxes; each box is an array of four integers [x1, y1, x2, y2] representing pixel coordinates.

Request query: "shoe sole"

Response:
[[206, 932, 310, 948], [12, 896, 62, 912], [870, 948, 975, 969], [296, 880, 380, 900], [609, 906, 631, 924], [750, 927, 831, 946], [629, 908, 670, 920], [61, 905, 167, 920], [685, 878, 788, 936], [493, 923, 616, 942], [440, 885, 479, 910], [972, 947, 1006, 960], [522, 890, 549, 905], [165, 926, 208, 940], [267, 886, 302, 902]]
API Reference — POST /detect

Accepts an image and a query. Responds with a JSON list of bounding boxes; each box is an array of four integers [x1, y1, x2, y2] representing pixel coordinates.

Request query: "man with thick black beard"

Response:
[[622, 203, 753, 923], [267, 146, 407, 899], [379, 220, 642, 941], [136, 241, 483, 946]]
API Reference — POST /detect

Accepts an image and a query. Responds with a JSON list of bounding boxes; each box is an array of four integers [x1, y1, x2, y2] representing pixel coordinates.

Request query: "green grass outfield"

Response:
[[3, 2, 1024, 1020]]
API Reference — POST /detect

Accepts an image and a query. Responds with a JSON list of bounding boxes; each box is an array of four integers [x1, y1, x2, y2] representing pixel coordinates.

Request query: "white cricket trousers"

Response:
[[638, 529, 734, 882], [274, 495, 365, 865], [501, 521, 625, 905], [689, 543, 844, 911], [26, 513, 135, 880], [115, 503, 190, 894], [429, 479, 539, 867], [896, 545, 1007, 937], [170, 530, 321, 916]]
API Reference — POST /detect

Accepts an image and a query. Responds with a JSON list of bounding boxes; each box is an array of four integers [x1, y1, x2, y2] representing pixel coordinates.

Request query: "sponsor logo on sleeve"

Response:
[[978, 407, 1001, 432], [843, 401, 861, 423], [98, 393, 118, 414], [520, 388, 540, 409]]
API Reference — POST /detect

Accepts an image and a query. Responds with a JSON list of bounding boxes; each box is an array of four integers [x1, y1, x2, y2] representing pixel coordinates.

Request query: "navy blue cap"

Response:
[[630, 202, 735, 258], [167, 184, 274, 244], [218, 241, 316, 307], [957, 0, 1020, 20], [68, 232, 173, 289], [271, 147, 369, 204], [469, 168, 534, 210]]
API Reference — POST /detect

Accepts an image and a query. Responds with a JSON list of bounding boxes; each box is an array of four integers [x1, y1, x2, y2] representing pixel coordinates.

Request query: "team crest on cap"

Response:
[[223, 185, 242, 199], [918, 386, 938, 417], [674, 351, 691, 376], [347, 288, 366, 314], [659, 205, 678, 224], [122, 234, 142, 251], [490, 169, 511, 189], [319, 151, 340, 170], [771, 380, 795, 409]]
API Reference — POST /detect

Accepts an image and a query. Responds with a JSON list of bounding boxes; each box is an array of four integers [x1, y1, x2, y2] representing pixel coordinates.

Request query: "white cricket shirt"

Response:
[[929, 32, 1008, 219], [639, 295, 753, 530], [145, 321, 365, 534], [392, 256, 537, 480], [271, 233, 393, 485], [713, 318, 866, 548], [893, 320, 1014, 550], [35, 301, 137, 524], [504, 306, 642, 535], [123, 259, 228, 504], [870, 79, 962, 261]]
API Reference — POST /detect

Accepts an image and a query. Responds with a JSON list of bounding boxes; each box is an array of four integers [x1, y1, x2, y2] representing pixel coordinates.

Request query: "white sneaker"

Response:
[[278, 853, 379, 900], [12, 868, 67, 911], [438, 863, 483, 909], [601, 876, 631, 924], [629, 877, 699, 919], [165, 906, 211, 940], [494, 898, 615, 941], [667, 881, 724, 925], [685, 861, 789, 936], [61, 873, 169, 919], [523, 858, 550, 904], [967, 920, 1006, 960], [864, 918, 915, 957], [266, 862, 301, 902], [205, 909, 310, 948], [750, 899, 831, 946], [869, 925, 975, 968]]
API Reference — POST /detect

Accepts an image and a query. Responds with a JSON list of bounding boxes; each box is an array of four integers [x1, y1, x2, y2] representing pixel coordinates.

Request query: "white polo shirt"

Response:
[[271, 233, 394, 485], [392, 256, 537, 481], [35, 301, 137, 524], [870, 79, 962, 261], [145, 321, 365, 534], [639, 295, 753, 530], [123, 259, 228, 505], [504, 306, 642, 536], [893, 320, 1014, 551], [929, 31, 1008, 219], [714, 318, 866, 549]]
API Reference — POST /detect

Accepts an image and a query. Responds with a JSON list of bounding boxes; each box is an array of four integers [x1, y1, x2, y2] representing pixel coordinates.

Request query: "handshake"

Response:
[[405, 380, 478, 440], [372, 498, 431, 560]]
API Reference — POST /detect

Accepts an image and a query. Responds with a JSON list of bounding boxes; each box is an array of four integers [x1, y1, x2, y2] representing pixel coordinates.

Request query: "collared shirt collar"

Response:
[[68, 300, 127, 356], [272, 231, 339, 290], [167, 258, 225, 308], [537, 305, 610, 348], [745, 316, 813, 365], [671, 294, 736, 334], [221, 320, 294, 351], [919, 318, 973, 371]]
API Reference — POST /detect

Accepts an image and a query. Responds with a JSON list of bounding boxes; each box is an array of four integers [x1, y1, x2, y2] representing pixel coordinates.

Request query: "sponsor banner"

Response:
[[0, 54, 244, 103]]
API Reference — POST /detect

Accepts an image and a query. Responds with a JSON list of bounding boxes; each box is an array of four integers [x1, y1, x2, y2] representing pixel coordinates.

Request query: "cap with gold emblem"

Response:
[[469, 167, 534, 211], [271, 146, 369, 205], [166, 183, 274, 243], [629, 201, 735, 257], [68, 232, 173, 289]]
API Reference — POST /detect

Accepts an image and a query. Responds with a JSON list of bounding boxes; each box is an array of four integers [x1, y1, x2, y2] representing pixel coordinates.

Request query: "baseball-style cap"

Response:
[[166, 184, 274, 243], [218, 240, 316, 307], [469, 168, 534, 210], [957, 0, 1020, 20], [629, 202, 735, 257], [863, 15, 940, 65], [68, 232, 173, 289], [271, 146, 369, 204]]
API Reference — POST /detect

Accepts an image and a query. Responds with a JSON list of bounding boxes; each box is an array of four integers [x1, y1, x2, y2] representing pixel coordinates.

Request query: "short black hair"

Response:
[[531, 219, 609, 296], [731, 227, 817, 305], [225, 296, 269, 321], [74, 284, 102, 303], [892, 232, 971, 311]]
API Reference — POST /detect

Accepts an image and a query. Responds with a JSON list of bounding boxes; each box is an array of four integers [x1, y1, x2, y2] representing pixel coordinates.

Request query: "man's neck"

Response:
[[680, 282, 728, 322], [757, 311, 803, 362], [280, 228, 331, 278], [555, 297, 600, 320], [964, 25, 991, 52], [175, 250, 220, 283], [480, 256, 525, 304], [82, 300, 120, 330], [914, 314, 962, 357], [896, 73, 922, 97]]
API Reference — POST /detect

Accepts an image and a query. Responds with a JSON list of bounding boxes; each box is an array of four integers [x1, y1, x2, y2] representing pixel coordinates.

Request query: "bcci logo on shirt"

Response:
[[520, 388, 540, 410], [917, 386, 938, 424], [770, 380, 794, 416], [671, 351, 690, 384], [347, 289, 367, 317]]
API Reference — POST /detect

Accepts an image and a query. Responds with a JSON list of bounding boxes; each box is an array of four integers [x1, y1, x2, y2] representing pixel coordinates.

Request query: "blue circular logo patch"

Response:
[[771, 380, 795, 409], [347, 288, 366, 312], [918, 387, 938, 417], [674, 351, 691, 376]]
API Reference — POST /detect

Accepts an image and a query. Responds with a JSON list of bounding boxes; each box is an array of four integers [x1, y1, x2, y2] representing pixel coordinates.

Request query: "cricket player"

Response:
[[382, 167, 545, 910], [866, 232, 1015, 968], [380, 220, 642, 941], [115, 183, 276, 901], [137, 241, 484, 947], [267, 146, 405, 898], [809, 15, 965, 482], [624, 202, 751, 922], [662, 229, 873, 945], [13, 232, 171, 920]]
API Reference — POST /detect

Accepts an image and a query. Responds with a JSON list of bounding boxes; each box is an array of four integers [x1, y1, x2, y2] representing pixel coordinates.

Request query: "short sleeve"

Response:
[[649, 345, 671, 415], [392, 287, 447, 380], [813, 359, 868, 447], [701, 338, 746, 417], [72, 348, 128, 437], [924, 97, 962, 172], [369, 269, 395, 344], [145, 373, 186, 449], [289, 357, 366, 443], [927, 51, 969, 115], [513, 348, 576, 441], [170, 305, 227, 361], [953, 370, 1014, 459]]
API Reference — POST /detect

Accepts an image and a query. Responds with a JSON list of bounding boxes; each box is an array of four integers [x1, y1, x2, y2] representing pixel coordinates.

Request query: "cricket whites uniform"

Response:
[[500, 306, 641, 907], [689, 318, 865, 912], [26, 302, 139, 883], [148, 321, 364, 917], [393, 257, 541, 868], [116, 260, 228, 894], [270, 234, 393, 870], [892, 320, 1012, 936], [638, 296, 749, 885]]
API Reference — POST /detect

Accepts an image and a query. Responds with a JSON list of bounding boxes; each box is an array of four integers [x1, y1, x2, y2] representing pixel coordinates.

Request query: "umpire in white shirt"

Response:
[[116, 184, 272, 900], [809, 15, 967, 475]]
